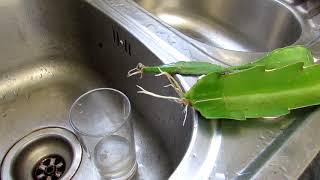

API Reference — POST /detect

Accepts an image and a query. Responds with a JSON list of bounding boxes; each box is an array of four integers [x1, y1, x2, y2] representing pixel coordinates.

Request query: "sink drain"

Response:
[[33, 154, 66, 180], [1, 127, 82, 180]]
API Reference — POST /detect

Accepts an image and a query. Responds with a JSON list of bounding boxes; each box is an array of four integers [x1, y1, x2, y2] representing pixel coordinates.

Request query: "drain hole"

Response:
[[98, 42, 103, 48], [32, 155, 66, 180]]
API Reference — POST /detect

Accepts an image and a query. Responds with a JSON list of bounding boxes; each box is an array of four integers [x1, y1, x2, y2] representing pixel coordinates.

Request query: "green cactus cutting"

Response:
[[129, 46, 319, 121]]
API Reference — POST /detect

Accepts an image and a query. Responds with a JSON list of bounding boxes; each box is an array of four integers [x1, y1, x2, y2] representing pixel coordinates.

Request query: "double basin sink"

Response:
[[0, 0, 319, 179]]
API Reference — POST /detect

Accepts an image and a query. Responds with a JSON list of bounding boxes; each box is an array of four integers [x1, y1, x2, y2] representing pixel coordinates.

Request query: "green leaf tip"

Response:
[[185, 62, 320, 120]]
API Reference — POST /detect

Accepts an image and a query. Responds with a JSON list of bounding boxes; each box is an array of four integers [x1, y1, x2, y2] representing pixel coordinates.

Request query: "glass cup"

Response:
[[69, 88, 137, 179]]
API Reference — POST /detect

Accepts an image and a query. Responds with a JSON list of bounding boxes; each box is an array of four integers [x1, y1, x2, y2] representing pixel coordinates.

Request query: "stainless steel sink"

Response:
[[133, 0, 319, 53], [134, 0, 303, 52], [1, 0, 320, 179], [0, 0, 218, 179]]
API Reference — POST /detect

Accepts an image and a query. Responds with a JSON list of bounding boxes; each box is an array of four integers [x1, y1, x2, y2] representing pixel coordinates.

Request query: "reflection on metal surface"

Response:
[[252, 108, 320, 179], [157, 14, 188, 26], [134, 0, 304, 52]]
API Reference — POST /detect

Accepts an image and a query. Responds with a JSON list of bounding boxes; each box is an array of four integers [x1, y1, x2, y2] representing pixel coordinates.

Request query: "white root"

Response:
[[127, 63, 144, 78], [136, 70, 190, 126], [182, 104, 189, 126], [136, 85, 182, 103], [155, 68, 184, 97]]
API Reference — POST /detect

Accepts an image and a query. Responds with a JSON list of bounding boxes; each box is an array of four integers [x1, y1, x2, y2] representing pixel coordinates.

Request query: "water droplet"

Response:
[[267, 130, 274, 134], [280, 166, 287, 173], [39, 74, 43, 78], [284, 173, 292, 179], [280, 123, 289, 130], [258, 136, 265, 140], [5, 74, 15, 81], [9, 108, 16, 112], [262, 141, 268, 146], [192, 153, 197, 158], [25, 93, 30, 100], [156, 31, 165, 35], [215, 173, 226, 180], [2, 113, 7, 118]]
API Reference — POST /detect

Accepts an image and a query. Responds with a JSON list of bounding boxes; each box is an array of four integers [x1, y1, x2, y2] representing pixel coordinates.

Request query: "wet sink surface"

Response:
[[0, 0, 196, 179], [2, 0, 319, 179], [0, 60, 173, 180], [133, 0, 302, 52]]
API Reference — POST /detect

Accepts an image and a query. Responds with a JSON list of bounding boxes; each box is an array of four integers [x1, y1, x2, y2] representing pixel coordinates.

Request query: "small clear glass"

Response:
[[69, 88, 137, 179]]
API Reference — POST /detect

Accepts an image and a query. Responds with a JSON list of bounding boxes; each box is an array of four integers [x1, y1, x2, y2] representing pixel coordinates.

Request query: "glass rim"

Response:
[[69, 88, 132, 138]]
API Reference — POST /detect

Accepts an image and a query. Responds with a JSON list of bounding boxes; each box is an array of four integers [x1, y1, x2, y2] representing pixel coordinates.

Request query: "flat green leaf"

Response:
[[228, 45, 314, 72], [184, 62, 320, 120]]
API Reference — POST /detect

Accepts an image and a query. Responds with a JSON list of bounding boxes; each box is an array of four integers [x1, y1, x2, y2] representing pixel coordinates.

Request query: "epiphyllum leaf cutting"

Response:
[[129, 46, 318, 121], [128, 46, 314, 77], [185, 62, 320, 120]]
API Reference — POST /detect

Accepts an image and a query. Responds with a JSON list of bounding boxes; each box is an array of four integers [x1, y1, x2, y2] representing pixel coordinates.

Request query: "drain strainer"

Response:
[[33, 154, 66, 180], [1, 127, 82, 180]]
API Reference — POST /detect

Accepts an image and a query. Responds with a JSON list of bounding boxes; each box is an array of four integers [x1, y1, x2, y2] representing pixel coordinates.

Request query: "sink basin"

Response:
[[133, 0, 311, 52], [2, 0, 319, 179], [0, 0, 218, 179]]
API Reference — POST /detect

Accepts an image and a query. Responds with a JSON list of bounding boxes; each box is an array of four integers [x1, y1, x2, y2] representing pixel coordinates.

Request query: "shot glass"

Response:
[[69, 88, 137, 179]]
